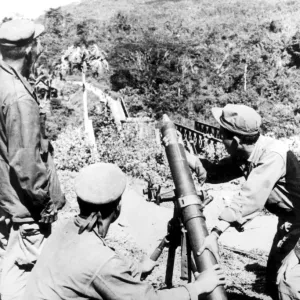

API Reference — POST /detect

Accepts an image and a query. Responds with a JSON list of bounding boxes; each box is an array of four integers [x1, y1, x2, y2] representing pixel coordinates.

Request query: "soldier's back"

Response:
[[23, 217, 115, 300]]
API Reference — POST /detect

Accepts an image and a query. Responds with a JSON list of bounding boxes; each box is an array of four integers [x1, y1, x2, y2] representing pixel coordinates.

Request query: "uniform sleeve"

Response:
[[201, 156, 244, 183], [92, 255, 197, 300], [186, 152, 207, 185], [295, 239, 300, 261], [219, 151, 285, 225], [6, 98, 50, 207], [43, 150, 65, 210], [186, 152, 243, 184]]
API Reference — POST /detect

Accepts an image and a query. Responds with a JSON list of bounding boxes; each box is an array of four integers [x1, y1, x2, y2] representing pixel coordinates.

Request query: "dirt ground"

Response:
[[57, 170, 275, 300]]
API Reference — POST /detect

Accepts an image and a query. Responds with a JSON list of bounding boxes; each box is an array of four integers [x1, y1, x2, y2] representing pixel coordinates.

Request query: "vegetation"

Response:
[[3, 3, 291, 298], [35, 0, 300, 138], [52, 114, 172, 185], [29, 0, 299, 186]]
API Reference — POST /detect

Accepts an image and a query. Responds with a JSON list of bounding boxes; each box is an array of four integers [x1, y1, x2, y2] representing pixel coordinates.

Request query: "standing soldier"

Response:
[[0, 19, 65, 300], [23, 163, 226, 300], [184, 104, 300, 300]]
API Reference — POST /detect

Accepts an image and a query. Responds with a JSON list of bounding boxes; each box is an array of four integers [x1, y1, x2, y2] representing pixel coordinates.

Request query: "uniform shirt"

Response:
[[296, 240, 300, 259], [0, 60, 65, 222], [23, 217, 198, 300], [192, 135, 300, 259]]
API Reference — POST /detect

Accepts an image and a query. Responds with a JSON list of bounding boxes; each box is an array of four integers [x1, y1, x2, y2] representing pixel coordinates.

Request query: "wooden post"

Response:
[[155, 128, 161, 149], [82, 62, 89, 132], [107, 97, 123, 131], [81, 61, 97, 152]]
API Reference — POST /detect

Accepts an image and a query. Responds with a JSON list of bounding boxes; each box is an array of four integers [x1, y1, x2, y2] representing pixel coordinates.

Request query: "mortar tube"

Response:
[[161, 115, 227, 300]]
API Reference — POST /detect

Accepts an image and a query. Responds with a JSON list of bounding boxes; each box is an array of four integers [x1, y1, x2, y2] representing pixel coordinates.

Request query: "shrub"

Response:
[[40, 0, 300, 139], [53, 118, 172, 186], [52, 111, 229, 191], [52, 127, 99, 171]]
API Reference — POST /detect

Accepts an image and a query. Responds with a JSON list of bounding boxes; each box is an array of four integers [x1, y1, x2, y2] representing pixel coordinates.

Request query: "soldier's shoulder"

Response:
[[0, 67, 30, 101], [74, 231, 116, 270], [260, 135, 288, 160]]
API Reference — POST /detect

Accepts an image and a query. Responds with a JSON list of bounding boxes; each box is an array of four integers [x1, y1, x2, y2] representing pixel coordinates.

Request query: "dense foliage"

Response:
[[52, 107, 228, 187], [37, 0, 300, 137], [37, 0, 300, 185], [52, 114, 173, 186]]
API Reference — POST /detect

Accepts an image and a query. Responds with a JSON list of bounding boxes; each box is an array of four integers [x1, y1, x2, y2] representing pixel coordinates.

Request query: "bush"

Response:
[[47, 105, 76, 141], [52, 111, 229, 191], [40, 0, 300, 139], [53, 118, 172, 186], [52, 127, 99, 171]]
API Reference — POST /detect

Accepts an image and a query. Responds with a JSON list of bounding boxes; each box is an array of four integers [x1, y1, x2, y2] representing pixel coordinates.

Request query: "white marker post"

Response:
[[82, 62, 97, 152]]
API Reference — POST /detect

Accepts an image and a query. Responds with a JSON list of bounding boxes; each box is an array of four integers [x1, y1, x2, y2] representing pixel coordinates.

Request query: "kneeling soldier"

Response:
[[23, 163, 225, 300], [184, 104, 300, 300]]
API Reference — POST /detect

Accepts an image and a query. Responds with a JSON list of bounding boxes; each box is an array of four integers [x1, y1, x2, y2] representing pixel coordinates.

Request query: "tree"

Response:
[[75, 19, 100, 46]]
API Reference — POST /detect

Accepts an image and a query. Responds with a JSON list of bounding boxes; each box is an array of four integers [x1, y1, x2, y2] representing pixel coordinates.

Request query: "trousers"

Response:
[[266, 220, 300, 300], [0, 218, 10, 271], [0, 222, 50, 300]]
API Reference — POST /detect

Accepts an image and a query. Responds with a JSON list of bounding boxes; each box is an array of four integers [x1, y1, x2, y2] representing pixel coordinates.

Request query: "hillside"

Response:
[[36, 0, 300, 137], [35, 0, 300, 134]]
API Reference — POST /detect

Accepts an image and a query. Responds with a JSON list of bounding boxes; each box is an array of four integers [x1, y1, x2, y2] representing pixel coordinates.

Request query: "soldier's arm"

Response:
[[295, 239, 300, 260], [93, 255, 197, 300], [187, 152, 243, 184], [6, 97, 51, 208], [214, 151, 285, 233]]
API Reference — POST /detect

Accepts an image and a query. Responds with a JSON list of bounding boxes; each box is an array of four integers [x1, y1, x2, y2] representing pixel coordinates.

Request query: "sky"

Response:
[[0, 0, 81, 21]]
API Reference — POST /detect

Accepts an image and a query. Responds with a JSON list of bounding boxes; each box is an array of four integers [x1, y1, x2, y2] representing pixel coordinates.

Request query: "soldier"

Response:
[[184, 104, 300, 300], [23, 163, 225, 300], [0, 19, 65, 300]]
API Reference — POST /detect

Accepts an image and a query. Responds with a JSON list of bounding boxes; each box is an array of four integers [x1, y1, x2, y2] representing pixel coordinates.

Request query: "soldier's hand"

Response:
[[139, 255, 159, 275], [162, 130, 184, 147], [194, 264, 226, 295], [39, 202, 57, 224], [0, 210, 11, 228], [194, 158, 207, 185], [197, 233, 220, 262]]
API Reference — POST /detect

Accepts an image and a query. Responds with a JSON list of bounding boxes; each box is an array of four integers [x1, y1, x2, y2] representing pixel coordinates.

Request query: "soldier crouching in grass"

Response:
[[182, 104, 300, 300], [23, 163, 226, 300]]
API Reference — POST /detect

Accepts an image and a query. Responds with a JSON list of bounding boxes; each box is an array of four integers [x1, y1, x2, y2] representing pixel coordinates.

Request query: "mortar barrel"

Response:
[[161, 115, 227, 300]]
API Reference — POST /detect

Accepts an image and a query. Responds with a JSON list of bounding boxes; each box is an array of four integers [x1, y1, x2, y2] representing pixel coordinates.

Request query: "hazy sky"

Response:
[[0, 0, 80, 21]]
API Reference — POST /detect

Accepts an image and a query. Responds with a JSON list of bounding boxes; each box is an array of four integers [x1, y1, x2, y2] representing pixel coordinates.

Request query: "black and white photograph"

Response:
[[0, 0, 299, 299]]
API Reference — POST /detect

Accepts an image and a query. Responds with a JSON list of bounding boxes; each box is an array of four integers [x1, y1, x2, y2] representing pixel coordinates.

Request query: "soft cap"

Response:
[[0, 19, 44, 47], [212, 104, 261, 136], [75, 163, 126, 205]]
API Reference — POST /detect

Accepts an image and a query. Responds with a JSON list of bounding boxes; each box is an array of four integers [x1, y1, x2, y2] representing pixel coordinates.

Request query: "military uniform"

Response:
[[191, 104, 300, 300], [0, 19, 65, 300], [23, 163, 199, 300], [23, 216, 198, 300]]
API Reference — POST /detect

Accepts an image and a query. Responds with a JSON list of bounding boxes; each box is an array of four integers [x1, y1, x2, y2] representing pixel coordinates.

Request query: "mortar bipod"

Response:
[[146, 191, 213, 286]]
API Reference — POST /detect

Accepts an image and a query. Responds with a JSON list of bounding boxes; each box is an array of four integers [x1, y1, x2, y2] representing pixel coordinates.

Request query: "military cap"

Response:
[[212, 104, 261, 136], [0, 19, 44, 47], [75, 163, 127, 205]]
